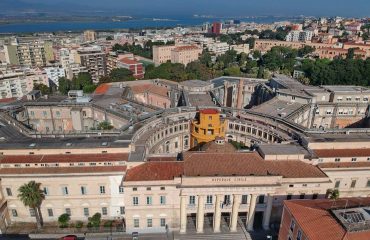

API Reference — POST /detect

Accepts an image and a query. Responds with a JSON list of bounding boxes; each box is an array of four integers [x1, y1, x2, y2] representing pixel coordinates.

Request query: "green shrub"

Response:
[[58, 213, 70, 228], [75, 221, 83, 228]]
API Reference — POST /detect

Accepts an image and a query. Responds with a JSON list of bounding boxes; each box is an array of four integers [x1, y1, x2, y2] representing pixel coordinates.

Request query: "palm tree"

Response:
[[18, 181, 45, 229]]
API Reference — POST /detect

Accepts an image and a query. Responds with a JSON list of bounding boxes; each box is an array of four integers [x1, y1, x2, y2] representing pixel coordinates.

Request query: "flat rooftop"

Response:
[[322, 85, 370, 93], [180, 80, 212, 88], [251, 98, 304, 118]]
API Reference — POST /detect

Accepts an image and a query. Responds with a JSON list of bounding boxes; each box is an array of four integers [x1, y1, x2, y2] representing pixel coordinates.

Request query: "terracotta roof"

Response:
[[130, 84, 168, 97], [183, 152, 327, 178], [315, 149, 370, 158], [0, 166, 126, 175], [318, 162, 370, 169], [284, 198, 370, 240], [119, 57, 141, 65], [0, 153, 128, 164], [94, 83, 111, 95], [199, 109, 219, 114], [173, 45, 201, 51], [125, 162, 184, 181]]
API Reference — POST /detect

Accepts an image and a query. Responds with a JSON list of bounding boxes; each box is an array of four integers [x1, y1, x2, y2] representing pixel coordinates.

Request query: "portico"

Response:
[[179, 192, 274, 233]]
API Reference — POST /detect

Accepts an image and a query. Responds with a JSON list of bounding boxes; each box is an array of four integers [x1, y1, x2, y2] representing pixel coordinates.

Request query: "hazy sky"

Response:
[[3, 0, 370, 17]]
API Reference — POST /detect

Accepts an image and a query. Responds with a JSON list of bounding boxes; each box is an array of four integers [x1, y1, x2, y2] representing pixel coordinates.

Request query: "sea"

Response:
[[0, 16, 300, 34]]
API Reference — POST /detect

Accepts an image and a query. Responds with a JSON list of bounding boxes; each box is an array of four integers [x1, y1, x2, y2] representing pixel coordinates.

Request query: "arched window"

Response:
[[165, 141, 170, 153]]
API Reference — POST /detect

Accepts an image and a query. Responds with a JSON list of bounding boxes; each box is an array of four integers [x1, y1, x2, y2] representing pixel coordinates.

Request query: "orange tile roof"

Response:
[[184, 152, 327, 178], [318, 162, 370, 168], [199, 109, 219, 114], [94, 83, 111, 95], [315, 149, 370, 158], [119, 57, 141, 65], [125, 162, 184, 181], [0, 166, 126, 175], [284, 198, 370, 240], [0, 153, 128, 164]]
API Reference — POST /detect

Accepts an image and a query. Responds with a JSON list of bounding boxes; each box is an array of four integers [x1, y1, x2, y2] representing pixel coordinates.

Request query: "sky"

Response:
[[2, 0, 370, 18]]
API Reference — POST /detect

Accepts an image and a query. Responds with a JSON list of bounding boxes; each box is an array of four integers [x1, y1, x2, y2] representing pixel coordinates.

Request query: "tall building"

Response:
[[211, 22, 223, 34], [190, 109, 226, 147], [76, 46, 107, 83], [152, 45, 202, 66], [117, 58, 145, 79], [83, 30, 97, 42], [4, 41, 54, 67]]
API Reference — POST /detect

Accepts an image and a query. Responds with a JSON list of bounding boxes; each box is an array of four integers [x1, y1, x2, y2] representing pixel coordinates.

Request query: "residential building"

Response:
[[211, 22, 223, 34], [0, 68, 48, 99], [4, 41, 54, 67], [117, 58, 144, 79], [152, 45, 202, 66], [83, 30, 97, 42], [76, 46, 107, 83], [44, 66, 66, 87]]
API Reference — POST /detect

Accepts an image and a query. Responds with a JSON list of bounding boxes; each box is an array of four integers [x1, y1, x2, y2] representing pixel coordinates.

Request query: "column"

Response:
[[213, 194, 222, 233], [263, 194, 273, 230], [196, 195, 205, 233], [247, 194, 257, 231], [230, 194, 241, 232], [180, 196, 187, 233]]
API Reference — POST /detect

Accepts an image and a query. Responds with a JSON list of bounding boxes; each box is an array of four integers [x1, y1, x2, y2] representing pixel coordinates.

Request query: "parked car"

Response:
[[132, 232, 139, 240], [60, 235, 78, 240]]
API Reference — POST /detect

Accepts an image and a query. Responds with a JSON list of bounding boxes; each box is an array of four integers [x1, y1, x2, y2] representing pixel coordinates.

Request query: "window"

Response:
[[160, 218, 166, 227], [350, 180, 357, 188], [335, 158, 341, 162], [290, 220, 295, 232], [299, 193, 305, 199], [120, 206, 125, 215], [102, 207, 107, 216], [65, 208, 71, 216], [351, 158, 357, 162], [146, 196, 152, 205], [6, 187, 12, 196], [133, 187, 137, 191], [133, 197, 139, 206], [241, 195, 248, 204], [289, 184, 294, 188], [81, 186, 87, 195], [29, 208, 36, 217], [312, 193, 318, 199], [62, 186, 69, 195], [334, 180, 341, 188], [100, 186, 106, 194], [189, 196, 195, 205], [160, 196, 166, 205], [43, 187, 49, 195], [134, 219, 139, 228], [297, 230, 302, 240], [47, 208, 54, 217], [287, 194, 293, 200], [258, 195, 265, 204], [84, 208, 89, 217], [160, 187, 165, 190], [366, 180, 370, 188], [11, 209, 18, 217], [119, 186, 124, 194], [206, 195, 213, 204], [146, 187, 151, 191], [147, 218, 153, 228]]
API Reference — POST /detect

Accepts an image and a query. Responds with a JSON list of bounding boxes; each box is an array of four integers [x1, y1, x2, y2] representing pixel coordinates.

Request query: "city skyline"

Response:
[[1, 0, 370, 17]]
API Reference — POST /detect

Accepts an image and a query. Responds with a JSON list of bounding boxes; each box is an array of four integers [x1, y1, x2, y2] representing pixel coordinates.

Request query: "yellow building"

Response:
[[191, 109, 226, 147]]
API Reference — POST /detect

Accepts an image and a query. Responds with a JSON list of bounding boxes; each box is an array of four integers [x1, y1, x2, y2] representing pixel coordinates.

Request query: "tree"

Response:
[[58, 77, 71, 95], [298, 46, 315, 57], [224, 66, 241, 76], [33, 83, 50, 95], [18, 181, 45, 229], [97, 121, 114, 130], [199, 51, 212, 67], [109, 68, 135, 82], [58, 213, 71, 228], [327, 189, 340, 200], [347, 48, 356, 59], [88, 212, 102, 228], [106, 36, 113, 41], [185, 61, 213, 80]]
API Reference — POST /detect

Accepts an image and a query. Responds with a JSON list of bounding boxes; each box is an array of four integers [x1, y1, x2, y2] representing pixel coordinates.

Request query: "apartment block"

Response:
[[4, 41, 54, 67], [76, 46, 107, 83]]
